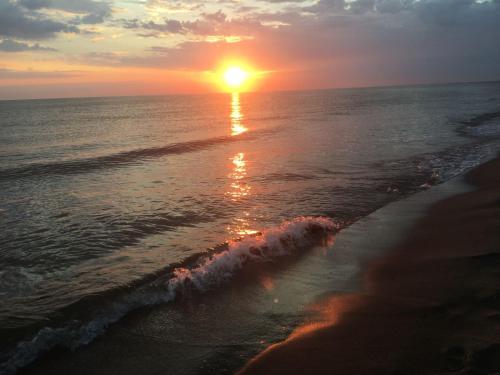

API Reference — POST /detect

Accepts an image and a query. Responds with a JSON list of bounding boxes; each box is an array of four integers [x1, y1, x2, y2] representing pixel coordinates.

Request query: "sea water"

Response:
[[1, 82, 500, 373]]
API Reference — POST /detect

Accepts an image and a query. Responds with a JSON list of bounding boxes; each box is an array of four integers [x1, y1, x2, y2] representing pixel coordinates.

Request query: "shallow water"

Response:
[[1, 82, 500, 373]]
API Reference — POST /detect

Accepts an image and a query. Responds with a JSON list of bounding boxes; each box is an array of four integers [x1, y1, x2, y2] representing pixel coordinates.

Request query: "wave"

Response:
[[0, 210, 210, 274], [458, 108, 500, 138], [0, 216, 336, 375], [369, 108, 500, 192], [167, 216, 336, 292], [253, 172, 321, 182], [0, 132, 254, 182], [461, 109, 500, 128]]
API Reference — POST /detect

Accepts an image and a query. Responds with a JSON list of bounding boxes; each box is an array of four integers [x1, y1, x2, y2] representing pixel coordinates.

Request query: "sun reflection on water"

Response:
[[230, 92, 248, 136], [226, 92, 258, 236], [228, 152, 250, 199]]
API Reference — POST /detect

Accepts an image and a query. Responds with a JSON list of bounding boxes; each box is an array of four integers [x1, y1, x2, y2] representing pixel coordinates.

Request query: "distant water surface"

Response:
[[1, 82, 500, 373]]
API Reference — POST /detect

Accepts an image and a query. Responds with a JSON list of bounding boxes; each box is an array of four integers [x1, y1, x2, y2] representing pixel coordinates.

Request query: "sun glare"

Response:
[[224, 67, 248, 89]]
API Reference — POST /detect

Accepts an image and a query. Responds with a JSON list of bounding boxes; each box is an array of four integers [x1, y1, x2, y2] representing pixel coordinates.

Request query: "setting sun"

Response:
[[224, 67, 248, 89]]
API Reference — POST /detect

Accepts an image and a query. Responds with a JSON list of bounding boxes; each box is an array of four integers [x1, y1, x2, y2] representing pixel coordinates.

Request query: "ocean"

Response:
[[1, 82, 500, 374]]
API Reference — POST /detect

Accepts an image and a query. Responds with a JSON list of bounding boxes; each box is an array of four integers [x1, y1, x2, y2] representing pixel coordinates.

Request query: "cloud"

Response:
[[17, 0, 51, 10], [2, 0, 500, 96], [90, 0, 500, 88], [51, 0, 113, 25], [307, 0, 500, 25], [0, 0, 113, 41], [122, 10, 265, 37], [144, 0, 204, 13], [412, 0, 500, 28], [0, 1, 78, 40], [124, 18, 185, 34], [0, 38, 57, 52]]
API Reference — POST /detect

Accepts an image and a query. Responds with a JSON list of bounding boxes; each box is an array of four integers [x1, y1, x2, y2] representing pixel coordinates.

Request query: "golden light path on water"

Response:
[[226, 92, 258, 236], [230, 92, 248, 136], [229, 152, 250, 200]]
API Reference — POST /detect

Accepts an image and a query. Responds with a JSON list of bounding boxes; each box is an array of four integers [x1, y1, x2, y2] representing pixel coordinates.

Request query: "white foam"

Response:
[[168, 216, 336, 293], [0, 216, 336, 375]]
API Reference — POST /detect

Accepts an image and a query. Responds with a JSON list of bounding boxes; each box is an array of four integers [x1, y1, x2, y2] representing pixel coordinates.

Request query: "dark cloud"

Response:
[[412, 0, 500, 28], [49, 0, 113, 25], [124, 18, 185, 33], [0, 38, 56, 52], [74, 11, 111, 25], [374, 0, 412, 13], [17, 0, 51, 10], [308, 0, 500, 26], [0, 1, 78, 40], [0, 0, 112, 41]]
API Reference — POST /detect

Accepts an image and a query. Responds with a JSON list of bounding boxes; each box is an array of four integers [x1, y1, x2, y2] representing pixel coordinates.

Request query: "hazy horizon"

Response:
[[2, 77, 500, 101]]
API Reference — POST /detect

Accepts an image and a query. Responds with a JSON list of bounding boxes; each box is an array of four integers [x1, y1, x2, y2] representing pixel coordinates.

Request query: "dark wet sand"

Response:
[[239, 157, 500, 375]]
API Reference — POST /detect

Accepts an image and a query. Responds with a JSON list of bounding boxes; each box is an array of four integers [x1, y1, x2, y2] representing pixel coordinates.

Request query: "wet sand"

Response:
[[239, 156, 500, 375]]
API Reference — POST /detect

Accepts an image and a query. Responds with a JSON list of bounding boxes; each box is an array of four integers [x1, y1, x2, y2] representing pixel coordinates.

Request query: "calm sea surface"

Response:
[[1, 82, 500, 373]]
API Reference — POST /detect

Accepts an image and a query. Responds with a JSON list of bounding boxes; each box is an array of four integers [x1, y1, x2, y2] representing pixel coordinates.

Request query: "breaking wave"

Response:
[[0, 216, 336, 375]]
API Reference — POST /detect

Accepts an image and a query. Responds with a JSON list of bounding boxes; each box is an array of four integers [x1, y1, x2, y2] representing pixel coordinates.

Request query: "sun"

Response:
[[223, 67, 248, 89]]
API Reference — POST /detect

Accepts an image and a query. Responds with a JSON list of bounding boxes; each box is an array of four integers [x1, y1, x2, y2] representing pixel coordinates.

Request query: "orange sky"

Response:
[[1, 0, 499, 99]]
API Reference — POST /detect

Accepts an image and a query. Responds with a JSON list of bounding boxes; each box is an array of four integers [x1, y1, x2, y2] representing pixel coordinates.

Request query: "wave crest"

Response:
[[168, 216, 336, 293]]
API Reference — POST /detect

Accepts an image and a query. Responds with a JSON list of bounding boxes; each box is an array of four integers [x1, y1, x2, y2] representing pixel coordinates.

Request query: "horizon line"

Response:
[[1, 78, 499, 102]]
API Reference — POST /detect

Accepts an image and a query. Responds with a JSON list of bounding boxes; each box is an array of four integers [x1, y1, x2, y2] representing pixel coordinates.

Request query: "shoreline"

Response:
[[239, 156, 500, 374], [9, 156, 498, 375]]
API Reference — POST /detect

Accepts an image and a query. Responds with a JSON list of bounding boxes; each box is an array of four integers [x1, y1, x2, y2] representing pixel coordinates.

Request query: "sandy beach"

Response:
[[240, 156, 500, 375]]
